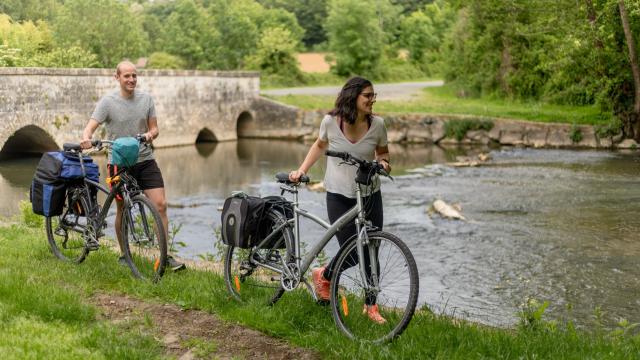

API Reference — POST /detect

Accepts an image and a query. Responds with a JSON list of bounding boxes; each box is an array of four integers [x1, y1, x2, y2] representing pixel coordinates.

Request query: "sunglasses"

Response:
[[360, 92, 377, 100]]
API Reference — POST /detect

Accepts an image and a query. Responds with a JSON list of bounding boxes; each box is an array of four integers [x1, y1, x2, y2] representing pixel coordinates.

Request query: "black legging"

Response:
[[323, 191, 383, 305]]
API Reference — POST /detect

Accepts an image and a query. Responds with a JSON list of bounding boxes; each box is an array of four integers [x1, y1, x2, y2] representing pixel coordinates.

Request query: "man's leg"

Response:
[[144, 186, 185, 271]]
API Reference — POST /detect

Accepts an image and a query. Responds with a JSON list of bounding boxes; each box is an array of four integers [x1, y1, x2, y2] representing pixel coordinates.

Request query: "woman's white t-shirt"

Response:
[[319, 114, 388, 198]]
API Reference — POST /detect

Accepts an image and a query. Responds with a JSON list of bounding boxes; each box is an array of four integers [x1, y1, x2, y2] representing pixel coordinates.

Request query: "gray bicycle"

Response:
[[223, 150, 419, 342]]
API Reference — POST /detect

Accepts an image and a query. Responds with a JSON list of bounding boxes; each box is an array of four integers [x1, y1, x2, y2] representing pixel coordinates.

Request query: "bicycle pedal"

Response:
[[85, 240, 100, 251], [54, 227, 67, 237]]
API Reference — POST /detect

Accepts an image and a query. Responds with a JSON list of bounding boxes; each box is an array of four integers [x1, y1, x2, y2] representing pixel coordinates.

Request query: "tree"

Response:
[[246, 26, 303, 85], [0, 0, 60, 22], [325, 0, 385, 77], [258, 0, 327, 49], [618, 0, 640, 137], [53, 0, 148, 67]]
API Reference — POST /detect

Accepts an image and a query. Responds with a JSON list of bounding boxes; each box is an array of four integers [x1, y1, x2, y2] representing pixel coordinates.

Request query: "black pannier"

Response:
[[220, 194, 266, 248], [30, 152, 66, 216], [257, 196, 293, 249]]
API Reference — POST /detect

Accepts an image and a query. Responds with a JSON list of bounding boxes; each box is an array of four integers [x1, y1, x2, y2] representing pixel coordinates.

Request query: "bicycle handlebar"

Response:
[[325, 150, 392, 179]]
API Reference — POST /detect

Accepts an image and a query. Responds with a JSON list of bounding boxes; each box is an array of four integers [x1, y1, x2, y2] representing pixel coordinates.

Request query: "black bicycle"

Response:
[[45, 136, 168, 282]]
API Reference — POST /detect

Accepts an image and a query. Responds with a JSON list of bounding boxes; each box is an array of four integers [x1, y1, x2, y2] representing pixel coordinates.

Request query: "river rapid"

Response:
[[1, 140, 639, 329]]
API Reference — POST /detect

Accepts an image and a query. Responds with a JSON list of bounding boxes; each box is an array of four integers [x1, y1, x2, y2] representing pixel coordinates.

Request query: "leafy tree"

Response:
[[246, 26, 303, 84], [258, 0, 328, 49], [25, 45, 99, 67], [392, 0, 434, 15], [0, 0, 60, 22], [146, 52, 186, 69], [158, 0, 217, 69], [53, 0, 148, 67], [325, 0, 385, 77]]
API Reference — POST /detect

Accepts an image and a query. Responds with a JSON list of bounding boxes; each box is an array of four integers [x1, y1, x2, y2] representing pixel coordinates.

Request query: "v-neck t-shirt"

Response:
[[319, 114, 388, 198]]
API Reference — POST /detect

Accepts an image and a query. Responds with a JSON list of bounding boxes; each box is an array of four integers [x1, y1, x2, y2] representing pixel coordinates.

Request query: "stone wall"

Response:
[[0, 67, 259, 155], [243, 100, 636, 149]]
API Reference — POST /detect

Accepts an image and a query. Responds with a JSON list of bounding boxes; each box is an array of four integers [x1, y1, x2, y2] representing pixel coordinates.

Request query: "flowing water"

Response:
[[2, 140, 639, 329]]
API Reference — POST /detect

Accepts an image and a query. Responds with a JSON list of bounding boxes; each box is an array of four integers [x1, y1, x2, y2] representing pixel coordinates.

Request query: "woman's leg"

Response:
[[322, 192, 357, 280]]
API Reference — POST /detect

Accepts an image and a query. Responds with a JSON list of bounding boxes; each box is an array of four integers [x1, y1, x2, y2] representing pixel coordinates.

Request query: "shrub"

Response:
[[444, 118, 494, 141]]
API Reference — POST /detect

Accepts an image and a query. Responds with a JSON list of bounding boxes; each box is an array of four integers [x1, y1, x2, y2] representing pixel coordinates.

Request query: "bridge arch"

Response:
[[236, 111, 255, 138], [0, 125, 58, 160], [196, 127, 217, 143]]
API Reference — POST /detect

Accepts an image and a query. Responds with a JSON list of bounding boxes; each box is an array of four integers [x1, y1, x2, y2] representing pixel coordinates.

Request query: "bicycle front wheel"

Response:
[[329, 231, 419, 343], [223, 209, 293, 305], [45, 193, 89, 263], [121, 194, 167, 282]]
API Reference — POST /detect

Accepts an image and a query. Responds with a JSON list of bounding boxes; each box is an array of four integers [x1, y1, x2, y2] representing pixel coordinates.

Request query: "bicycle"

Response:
[[223, 150, 419, 342], [45, 136, 168, 282]]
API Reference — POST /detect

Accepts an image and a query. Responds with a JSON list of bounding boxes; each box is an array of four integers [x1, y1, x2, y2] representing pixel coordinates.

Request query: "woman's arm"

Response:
[[289, 137, 328, 181], [375, 145, 391, 173]]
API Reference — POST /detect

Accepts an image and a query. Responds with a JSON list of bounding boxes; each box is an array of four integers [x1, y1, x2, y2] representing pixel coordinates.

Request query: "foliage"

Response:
[[53, 0, 148, 67], [145, 52, 185, 70], [0, 13, 54, 56], [0, 0, 60, 22], [246, 26, 304, 86], [325, 0, 385, 77], [258, 0, 328, 49], [19, 200, 42, 228], [444, 118, 494, 141], [570, 123, 583, 143]]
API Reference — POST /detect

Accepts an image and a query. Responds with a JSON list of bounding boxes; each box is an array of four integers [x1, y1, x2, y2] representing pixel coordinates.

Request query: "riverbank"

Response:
[[2, 209, 639, 359]]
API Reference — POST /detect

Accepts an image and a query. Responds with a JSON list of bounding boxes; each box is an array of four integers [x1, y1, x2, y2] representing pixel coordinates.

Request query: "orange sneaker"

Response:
[[312, 266, 331, 301], [363, 304, 387, 324]]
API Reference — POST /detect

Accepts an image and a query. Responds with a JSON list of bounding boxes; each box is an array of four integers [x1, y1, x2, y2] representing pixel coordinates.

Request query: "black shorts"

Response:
[[107, 159, 164, 190]]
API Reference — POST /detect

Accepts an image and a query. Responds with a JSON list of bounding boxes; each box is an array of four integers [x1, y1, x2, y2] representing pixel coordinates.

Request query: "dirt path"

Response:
[[92, 293, 321, 360]]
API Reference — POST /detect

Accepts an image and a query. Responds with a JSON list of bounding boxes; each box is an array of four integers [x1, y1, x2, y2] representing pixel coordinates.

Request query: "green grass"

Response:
[[1, 210, 640, 359], [267, 84, 611, 126]]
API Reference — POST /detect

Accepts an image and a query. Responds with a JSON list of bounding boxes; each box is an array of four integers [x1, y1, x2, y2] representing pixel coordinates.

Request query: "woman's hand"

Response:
[[289, 169, 306, 182], [379, 159, 391, 173]]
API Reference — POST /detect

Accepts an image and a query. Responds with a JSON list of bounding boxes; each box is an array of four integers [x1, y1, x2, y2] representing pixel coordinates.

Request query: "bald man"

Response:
[[81, 61, 185, 271]]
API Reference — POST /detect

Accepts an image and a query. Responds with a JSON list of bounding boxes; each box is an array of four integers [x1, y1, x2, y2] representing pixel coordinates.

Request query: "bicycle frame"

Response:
[[254, 183, 381, 296]]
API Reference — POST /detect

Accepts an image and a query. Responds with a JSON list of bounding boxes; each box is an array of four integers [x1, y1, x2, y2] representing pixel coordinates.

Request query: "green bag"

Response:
[[111, 137, 139, 167]]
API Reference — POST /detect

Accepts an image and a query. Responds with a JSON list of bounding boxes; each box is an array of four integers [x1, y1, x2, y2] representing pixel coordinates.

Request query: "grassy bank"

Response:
[[267, 85, 610, 126], [1, 212, 639, 359]]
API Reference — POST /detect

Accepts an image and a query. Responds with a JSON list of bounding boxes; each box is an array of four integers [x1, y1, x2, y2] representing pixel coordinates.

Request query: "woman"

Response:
[[289, 76, 390, 324]]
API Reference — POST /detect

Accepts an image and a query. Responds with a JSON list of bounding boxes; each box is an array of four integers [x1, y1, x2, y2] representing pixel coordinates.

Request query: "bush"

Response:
[[444, 118, 494, 141], [146, 52, 185, 70], [19, 200, 42, 228]]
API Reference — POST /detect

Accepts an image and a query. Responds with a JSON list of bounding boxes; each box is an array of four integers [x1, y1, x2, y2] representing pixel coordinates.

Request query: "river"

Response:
[[1, 139, 639, 329]]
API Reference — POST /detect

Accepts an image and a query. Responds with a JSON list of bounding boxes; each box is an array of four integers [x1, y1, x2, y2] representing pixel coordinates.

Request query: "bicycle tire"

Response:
[[121, 194, 167, 282], [223, 208, 293, 305], [329, 231, 419, 343], [45, 191, 90, 263]]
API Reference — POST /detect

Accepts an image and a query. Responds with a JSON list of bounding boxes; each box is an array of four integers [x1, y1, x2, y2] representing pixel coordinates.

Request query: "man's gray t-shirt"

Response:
[[319, 115, 388, 198], [91, 90, 156, 163]]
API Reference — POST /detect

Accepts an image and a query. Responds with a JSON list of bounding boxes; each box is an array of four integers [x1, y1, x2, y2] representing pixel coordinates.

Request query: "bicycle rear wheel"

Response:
[[121, 194, 167, 282], [329, 231, 418, 343], [45, 193, 89, 263], [223, 209, 293, 305]]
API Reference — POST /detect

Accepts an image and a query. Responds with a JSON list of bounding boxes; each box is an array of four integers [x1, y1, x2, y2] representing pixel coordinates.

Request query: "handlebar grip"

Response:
[[326, 150, 346, 159], [91, 140, 101, 147]]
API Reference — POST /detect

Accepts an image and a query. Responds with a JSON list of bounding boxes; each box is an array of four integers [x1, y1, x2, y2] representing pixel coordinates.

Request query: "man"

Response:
[[81, 61, 185, 271]]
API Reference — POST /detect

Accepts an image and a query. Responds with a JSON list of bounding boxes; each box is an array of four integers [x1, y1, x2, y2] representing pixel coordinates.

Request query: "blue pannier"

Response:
[[59, 153, 100, 183]]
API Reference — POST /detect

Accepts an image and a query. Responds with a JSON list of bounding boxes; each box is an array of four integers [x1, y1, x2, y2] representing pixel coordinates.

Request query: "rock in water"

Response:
[[433, 199, 466, 220]]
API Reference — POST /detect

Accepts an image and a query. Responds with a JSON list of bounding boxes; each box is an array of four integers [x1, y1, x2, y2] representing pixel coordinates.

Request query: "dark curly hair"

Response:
[[329, 76, 373, 125]]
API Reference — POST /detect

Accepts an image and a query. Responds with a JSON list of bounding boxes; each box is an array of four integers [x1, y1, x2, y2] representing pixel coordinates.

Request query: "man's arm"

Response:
[[145, 116, 159, 142], [80, 119, 100, 149]]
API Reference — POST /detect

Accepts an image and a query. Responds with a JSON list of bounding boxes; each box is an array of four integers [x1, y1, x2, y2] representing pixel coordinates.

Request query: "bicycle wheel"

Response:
[[121, 194, 167, 282], [45, 192, 89, 263], [329, 231, 419, 343], [223, 209, 293, 305]]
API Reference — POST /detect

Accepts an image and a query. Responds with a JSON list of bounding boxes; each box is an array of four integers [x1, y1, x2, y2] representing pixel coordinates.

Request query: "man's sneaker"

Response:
[[363, 304, 387, 324], [167, 256, 186, 272], [312, 266, 330, 302]]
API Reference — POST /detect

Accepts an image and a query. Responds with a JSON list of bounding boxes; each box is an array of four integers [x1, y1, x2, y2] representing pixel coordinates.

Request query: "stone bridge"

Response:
[[0, 67, 313, 159]]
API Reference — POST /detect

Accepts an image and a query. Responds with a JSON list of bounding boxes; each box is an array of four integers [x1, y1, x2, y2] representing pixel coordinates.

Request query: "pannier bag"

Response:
[[110, 137, 139, 167], [30, 151, 100, 216], [257, 196, 294, 249], [220, 193, 266, 248]]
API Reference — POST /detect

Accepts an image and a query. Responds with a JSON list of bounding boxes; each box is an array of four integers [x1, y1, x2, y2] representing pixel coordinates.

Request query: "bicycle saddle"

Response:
[[275, 172, 309, 184]]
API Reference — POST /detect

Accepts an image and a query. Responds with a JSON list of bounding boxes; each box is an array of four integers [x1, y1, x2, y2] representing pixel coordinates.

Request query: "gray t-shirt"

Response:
[[319, 115, 388, 198], [91, 90, 156, 163]]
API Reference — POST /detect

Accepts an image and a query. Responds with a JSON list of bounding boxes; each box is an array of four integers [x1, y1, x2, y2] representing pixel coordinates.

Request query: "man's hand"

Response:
[[80, 138, 93, 149]]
